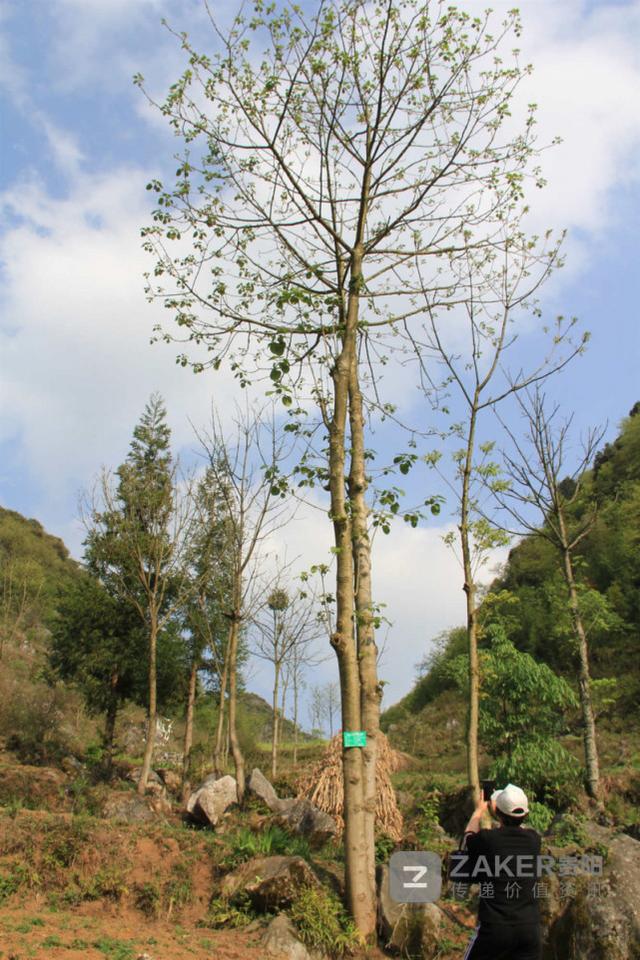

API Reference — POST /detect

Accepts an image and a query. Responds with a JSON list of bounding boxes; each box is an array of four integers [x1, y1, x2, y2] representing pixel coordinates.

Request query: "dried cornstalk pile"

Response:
[[296, 733, 404, 842]]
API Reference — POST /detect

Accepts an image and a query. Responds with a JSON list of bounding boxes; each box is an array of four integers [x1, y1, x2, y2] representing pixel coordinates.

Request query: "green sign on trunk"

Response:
[[343, 730, 367, 748]]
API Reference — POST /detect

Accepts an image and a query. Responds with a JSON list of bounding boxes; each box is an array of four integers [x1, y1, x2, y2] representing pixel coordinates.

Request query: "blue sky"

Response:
[[1, 0, 639, 712]]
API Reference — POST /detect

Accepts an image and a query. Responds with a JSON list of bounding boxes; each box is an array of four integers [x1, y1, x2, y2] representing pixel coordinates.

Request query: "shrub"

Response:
[[289, 886, 362, 956], [527, 801, 554, 834]]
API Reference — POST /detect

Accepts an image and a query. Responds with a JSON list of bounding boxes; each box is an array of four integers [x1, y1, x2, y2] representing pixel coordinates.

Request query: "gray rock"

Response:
[[544, 822, 640, 960], [221, 855, 320, 911], [187, 774, 238, 826], [102, 792, 155, 823], [247, 768, 283, 811], [260, 914, 315, 960], [276, 797, 337, 848], [377, 863, 443, 955], [157, 768, 181, 793]]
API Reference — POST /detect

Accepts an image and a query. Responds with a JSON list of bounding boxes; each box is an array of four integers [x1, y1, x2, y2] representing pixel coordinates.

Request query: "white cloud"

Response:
[[0, 168, 245, 542]]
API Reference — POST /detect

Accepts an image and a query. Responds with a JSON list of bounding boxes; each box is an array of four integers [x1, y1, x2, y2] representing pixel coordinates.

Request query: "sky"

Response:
[[1, 0, 639, 720]]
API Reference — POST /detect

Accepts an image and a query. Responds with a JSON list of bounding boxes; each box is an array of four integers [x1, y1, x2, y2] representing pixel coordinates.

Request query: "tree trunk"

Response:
[[460, 404, 481, 805], [328, 270, 372, 935], [227, 613, 245, 800], [348, 350, 380, 924], [562, 545, 601, 801], [214, 638, 231, 775], [293, 668, 299, 768], [138, 613, 158, 795], [102, 673, 119, 780], [182, 658, 198, 805], [271, 661, 280, 780]]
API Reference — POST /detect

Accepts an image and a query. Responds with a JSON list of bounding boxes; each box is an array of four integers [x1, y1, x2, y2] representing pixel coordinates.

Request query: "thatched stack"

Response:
[[296, 733, 404, 842]]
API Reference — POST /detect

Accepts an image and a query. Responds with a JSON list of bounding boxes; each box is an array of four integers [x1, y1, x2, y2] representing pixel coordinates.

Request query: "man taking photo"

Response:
[[459, 784, 542, 960]]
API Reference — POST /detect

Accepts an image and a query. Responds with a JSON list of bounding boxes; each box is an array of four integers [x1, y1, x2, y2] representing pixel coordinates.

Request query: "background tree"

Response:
[[49, 574, 146, 777], [138, 0, 574, 931], [195, 405, 290, 799], [446, 621, 580, 809], [181, 465, 234, 800], [492, 389, 606, 801], [419, 245, 584, 800], [84, 393, 198, 794]]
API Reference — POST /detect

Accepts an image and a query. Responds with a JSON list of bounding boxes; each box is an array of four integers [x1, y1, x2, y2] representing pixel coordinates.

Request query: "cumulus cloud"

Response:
[[0, 168, 244, 540]]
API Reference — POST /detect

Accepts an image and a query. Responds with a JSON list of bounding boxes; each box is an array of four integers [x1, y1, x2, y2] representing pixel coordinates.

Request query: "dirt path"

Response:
[[0, 900, 265, 960]]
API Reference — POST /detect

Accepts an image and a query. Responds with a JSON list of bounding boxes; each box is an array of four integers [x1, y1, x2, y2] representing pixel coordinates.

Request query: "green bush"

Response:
[[527, 801, 554, 834], [289, 886, 361, 956]]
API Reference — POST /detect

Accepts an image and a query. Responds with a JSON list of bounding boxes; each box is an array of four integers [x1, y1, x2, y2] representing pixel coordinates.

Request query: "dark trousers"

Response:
[[463, 922, 542, 960]]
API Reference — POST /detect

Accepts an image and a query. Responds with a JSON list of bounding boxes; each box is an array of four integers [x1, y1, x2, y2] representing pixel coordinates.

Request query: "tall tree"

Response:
[[84, 394, 197, 794], [492, 390, 605, 801], [138, 0, 570, 931]]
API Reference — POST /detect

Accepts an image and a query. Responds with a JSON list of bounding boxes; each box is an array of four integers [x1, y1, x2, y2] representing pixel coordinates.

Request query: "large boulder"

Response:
[[246, 768, 337, 846], [544, 822, 640, 960], [276, 798, 337, 848], [247, 768, 284, 811], [220, 855, 320, 911], [187, 774, 238, 827], [377, 863, 443, 956], [260, 914, 320, 960]]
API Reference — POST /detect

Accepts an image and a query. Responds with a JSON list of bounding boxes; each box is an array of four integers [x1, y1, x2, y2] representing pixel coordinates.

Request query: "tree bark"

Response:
[[271, 661, 280, 780], [328, 260, 372, 935], [460, 404, 481, 805], [182, 658, 198, 805], [213, 638, 231, 775], [138, 613, 158, 795], [348, 352, 380, 914], [227, 613, 245, 800], [102, 673, 119, 780], [561, 544, 601, 801]]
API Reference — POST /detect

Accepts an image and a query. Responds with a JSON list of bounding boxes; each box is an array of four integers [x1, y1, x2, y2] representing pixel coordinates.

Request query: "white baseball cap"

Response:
[[491, 783, 529, 817]]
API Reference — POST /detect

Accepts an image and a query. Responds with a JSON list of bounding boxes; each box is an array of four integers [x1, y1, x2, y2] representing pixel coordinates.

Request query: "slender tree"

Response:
[[84, 394, 198, 794], [181, 466, 234, 800], [137, 0, 573, 930], [253, 580, 322, 777], [194, 405, 290, 799], [492, 389, 606, 801], [419, 243, 584, 801]]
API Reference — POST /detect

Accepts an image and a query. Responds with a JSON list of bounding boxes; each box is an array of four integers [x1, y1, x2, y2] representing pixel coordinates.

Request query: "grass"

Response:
[[222, 824, 313, 867]]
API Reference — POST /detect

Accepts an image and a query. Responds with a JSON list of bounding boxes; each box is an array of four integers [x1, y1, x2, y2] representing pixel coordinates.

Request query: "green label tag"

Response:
[[343, 731, 367, 748]]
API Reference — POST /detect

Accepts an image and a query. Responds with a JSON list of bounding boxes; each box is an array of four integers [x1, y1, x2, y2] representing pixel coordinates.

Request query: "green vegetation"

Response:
[[289, 886, 361, 956]]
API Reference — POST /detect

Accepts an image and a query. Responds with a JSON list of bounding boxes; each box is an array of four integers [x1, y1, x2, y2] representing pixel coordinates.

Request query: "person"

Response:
[[459, 783, 542, 960]]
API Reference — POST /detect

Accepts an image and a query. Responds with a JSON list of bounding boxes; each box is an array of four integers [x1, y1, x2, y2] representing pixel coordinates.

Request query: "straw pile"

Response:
[[296, 733, 404, 842]]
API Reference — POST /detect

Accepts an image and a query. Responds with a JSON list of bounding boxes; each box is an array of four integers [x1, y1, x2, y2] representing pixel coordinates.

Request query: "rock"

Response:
[[102, 792, 155, 823], [276, 798, 337, 848], [544, 822, 640, 960], [187, 774, 238, 826], [221, 855, 320, 911], [126, 768, 166, 798], [377, 863, 443, 956], [157, 769, 181, 793], [260, 914, 317, 960], [60, 756, 84, 776], [247, 768, 283, 811]]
